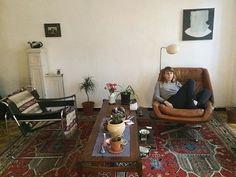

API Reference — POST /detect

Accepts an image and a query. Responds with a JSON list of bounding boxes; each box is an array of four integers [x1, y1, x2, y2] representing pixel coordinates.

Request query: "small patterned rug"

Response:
[[0, 112, 236, 177]]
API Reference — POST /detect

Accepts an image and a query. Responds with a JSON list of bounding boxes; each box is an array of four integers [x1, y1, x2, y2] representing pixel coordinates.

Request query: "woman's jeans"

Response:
[[167, 79, 211, 109]]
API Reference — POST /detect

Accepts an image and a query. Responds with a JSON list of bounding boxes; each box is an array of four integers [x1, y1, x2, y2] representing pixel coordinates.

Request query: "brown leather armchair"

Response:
[[152, 67, 214, 137]]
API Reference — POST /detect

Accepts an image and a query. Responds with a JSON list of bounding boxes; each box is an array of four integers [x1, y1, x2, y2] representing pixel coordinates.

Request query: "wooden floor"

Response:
[[0, 120, 20, 153], [0, 111, 236, 154], [217, 111, 236, 134]]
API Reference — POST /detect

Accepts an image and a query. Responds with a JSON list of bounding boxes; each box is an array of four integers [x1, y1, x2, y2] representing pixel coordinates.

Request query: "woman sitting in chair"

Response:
[[153, 66, 211, 109]]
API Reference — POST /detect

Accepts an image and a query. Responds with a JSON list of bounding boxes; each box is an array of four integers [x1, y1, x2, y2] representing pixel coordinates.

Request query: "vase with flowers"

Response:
[[104, 83, 118, 104]]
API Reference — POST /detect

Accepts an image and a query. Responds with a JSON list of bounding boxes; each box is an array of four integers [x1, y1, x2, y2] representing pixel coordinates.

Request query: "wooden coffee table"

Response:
[[77, 100, 142, 176]]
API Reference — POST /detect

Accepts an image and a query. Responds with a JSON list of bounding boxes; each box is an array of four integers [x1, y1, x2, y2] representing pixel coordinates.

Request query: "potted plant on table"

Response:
[[110, 136, 123, 152], [80, 76, 96, 116], [107, 107, 126, 138], [119, 85, 137, 105]]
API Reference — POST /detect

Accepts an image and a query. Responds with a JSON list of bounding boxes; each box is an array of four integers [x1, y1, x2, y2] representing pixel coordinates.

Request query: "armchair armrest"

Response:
[[202, 101, 214, 120], [152, 100, 214, 123], [152, 100, 162, 118], [16, 110, 62, 121], [37, 94, 76, 108], [38, 94, 76, 101]]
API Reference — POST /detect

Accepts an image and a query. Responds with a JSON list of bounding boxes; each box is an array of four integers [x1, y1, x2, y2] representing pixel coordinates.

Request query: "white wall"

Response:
[[232, 57, 236, 106], [0, 0, 235, 108], [232, 7, 236, 107]]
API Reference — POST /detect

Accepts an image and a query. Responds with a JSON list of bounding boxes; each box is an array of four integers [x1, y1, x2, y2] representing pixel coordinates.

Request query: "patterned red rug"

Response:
[[0, 112, 236, 177]]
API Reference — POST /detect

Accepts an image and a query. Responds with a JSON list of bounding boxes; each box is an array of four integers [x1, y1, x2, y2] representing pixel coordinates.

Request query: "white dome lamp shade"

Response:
[[166, 44, 180, 54], [159, 44, 179, 72]]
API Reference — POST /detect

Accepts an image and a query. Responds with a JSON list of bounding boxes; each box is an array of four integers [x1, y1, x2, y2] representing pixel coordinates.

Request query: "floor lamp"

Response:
[[160, 44, 179, 72]]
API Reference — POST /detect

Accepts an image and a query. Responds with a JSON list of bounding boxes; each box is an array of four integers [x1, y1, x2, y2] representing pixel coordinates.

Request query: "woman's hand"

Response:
[[163, 100, 173, 108]]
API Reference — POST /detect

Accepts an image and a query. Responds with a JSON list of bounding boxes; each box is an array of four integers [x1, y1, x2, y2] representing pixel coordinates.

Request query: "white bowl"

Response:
[[139, 129, 150, 135]]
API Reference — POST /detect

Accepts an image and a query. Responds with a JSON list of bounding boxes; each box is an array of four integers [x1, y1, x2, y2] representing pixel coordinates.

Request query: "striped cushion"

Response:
[[63, 106, 77, 136], [8, 90, 42, 113]]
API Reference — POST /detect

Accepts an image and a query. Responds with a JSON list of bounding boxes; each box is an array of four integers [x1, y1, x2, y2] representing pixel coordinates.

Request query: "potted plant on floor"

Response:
[[80, 76, 96, 116]]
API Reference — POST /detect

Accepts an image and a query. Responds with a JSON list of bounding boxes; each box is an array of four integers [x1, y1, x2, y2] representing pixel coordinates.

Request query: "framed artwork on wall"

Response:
[[182, 8, 215, 41], [44, 23, 61, 37]]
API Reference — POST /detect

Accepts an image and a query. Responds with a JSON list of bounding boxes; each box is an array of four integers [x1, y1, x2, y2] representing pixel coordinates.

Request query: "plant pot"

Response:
[[130, 99, 138, 110], [82, 101, 94, 116], [120, 92, 130, 105], [107, 120, 125, 138], [110, 136, 122, 152]]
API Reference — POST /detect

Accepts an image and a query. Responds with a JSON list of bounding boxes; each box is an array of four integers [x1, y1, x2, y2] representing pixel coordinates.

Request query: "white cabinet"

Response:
[[27, 48, 48, 98], [45, 74, 65, 98], [27, 48, 65, 98]]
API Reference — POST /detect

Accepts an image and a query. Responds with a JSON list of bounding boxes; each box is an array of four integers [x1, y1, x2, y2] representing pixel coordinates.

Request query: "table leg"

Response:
[[136, 161, 143, 177], [77, 162, 84, 177]]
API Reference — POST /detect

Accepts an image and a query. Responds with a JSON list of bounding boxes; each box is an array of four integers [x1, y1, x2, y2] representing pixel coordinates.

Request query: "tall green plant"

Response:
[[80, 76, 96, 102]]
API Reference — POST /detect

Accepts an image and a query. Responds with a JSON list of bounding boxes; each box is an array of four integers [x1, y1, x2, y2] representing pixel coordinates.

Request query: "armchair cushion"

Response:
[[63, 106, 77, 136], [8, 89, 42, 113]]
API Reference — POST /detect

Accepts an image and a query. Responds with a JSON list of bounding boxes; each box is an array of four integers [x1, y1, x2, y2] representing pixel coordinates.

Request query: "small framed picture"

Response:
[[44, 23, 61, 37], [182, 8, 215, 41]]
